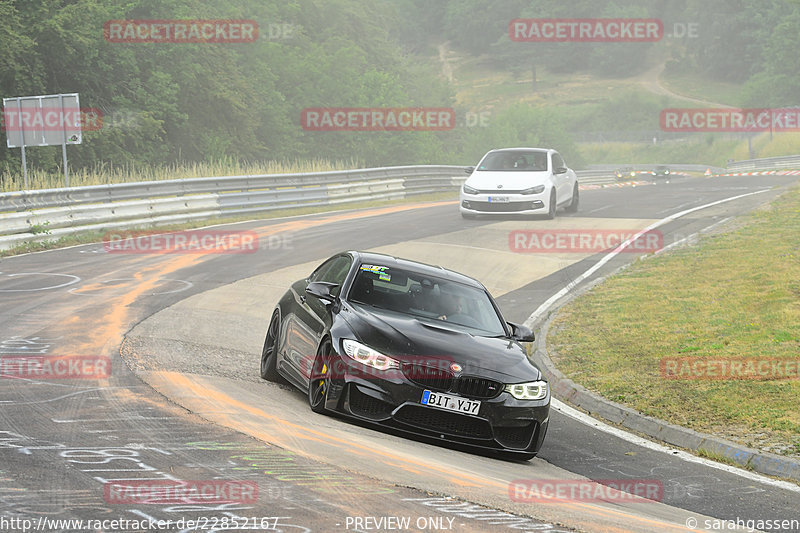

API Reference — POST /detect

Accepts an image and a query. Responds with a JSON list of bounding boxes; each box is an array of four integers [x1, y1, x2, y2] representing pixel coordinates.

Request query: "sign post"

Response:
[[2, 93, 82, 189]]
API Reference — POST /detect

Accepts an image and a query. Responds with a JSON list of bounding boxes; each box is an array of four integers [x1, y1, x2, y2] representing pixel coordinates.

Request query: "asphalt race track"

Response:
[[1, 173, 799, 533]]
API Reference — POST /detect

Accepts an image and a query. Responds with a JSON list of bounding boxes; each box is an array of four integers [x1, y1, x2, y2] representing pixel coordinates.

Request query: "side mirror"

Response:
[[555, 167, 568, 174], [508, 322, 535, 342], [464, 166, 475, 175], [306, 281, 338, 304]]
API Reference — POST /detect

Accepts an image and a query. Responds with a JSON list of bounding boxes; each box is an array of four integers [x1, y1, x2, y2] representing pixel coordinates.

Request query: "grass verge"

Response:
[[0, 158, 362, 193], [696, 448, 754, 470], [659, 68, 743, 107], [548, 185, 800, 458]]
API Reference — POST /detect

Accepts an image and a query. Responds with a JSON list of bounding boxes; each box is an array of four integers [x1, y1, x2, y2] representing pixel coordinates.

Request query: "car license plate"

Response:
[[421, 390, 480, 415], [488, 196, 509, 203]]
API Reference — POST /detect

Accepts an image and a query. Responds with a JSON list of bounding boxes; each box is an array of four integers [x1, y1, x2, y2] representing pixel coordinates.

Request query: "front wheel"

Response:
[[565, 184, 579, 213], [545, 190, 557, 220], [260, 310, 283, 382], [308, 340, 332, 414]]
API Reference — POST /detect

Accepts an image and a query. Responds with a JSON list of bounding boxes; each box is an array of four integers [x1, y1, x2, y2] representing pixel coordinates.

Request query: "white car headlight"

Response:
[[521, 185, 545, 195], [505, 381, 548, 400], [342, 339, 399, 371], [462, 184, 479, 195]]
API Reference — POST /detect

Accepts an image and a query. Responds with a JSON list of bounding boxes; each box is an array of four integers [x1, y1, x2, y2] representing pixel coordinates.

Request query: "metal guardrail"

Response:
[[584, 163, 727, 174], [575, 170, 619, 185], [727, 155, 800, 171], [15, 155, 790, 251], [0, 165, 469, 250], [6, 159, 739, 251], [0, 166, 466, 212], [585, 156, 800, 175]]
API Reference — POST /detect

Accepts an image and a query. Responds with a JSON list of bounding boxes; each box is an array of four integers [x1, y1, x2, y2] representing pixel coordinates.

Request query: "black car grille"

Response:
[[494, 422, 538, 450], [467, 201, 532, 213], [394, 405, 492, 439], [455, 376, 504, 399], [404, 364, 503, 400], [348, 387, 392, 419], [403, 363, 454, 391]]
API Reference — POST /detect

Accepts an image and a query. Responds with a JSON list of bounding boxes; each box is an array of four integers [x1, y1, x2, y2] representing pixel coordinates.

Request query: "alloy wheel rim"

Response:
[[310, 344, 329, 407], [261, 315, 278, 372]]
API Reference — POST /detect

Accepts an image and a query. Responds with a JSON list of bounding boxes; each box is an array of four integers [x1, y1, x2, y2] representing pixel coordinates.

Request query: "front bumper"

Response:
[[323, 356, 550, 456], [459, 192, 547, 215]]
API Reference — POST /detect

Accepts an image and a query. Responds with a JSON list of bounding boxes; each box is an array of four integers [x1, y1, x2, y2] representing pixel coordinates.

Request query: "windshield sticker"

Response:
[[360, 264, 391, 282]]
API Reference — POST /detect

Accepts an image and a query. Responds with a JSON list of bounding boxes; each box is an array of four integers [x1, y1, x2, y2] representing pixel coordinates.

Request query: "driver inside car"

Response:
[[438, 293, 465, 321]]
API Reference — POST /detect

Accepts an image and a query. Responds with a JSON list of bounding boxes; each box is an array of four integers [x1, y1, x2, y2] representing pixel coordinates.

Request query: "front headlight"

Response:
[[505, 381, 548, 400], [521, 184, 545, 195], [342, 339, 399, 371], [462, 184, 479, 195]]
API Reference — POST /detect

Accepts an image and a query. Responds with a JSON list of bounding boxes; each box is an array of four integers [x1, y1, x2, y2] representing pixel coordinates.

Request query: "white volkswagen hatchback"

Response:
[[459, 148, 579, 219]]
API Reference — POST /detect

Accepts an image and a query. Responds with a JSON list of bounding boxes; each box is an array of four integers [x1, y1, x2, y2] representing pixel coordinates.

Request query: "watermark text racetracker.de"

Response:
[[104, 19, 259, 43], [510, 18, 663, 42], [509, 229, 663, 253], [2, 107, 102, 132], [300, 353, 465, 382], [661, 357, 800, 380], [0, 355, 110, 379], [101, 230, 291, 254], [0, 516, 285, 532], [509, 479, 663, 504], [301, 107, 456, 131], [660, 107, 800, 132], [104, 479, 257, 505]]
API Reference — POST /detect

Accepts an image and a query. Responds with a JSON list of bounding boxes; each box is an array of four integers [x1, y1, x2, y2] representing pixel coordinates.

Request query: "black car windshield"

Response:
[[348, 264, 507, 336], [477, 151, 549, 171]]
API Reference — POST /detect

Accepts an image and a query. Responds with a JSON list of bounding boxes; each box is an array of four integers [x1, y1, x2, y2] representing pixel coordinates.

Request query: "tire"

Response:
[[461, 212, 476, 220], [565, 184, 579, 213], [308, 339, 332, 414], [260, 310, 283, 382], [545, 190, 557, 220]]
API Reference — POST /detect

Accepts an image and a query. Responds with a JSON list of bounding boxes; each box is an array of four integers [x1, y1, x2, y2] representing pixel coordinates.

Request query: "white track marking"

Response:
[[524, 189, 771, 328], [652, 217, 732, 257], [552, 399, 800, 493], [524, 188, 800, 487], [0, 272, 81, 292], [67, 277, 193, 296]]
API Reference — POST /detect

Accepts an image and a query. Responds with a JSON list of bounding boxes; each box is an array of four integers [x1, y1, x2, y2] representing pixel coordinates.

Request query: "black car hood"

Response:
[[337, 302, 542, 383]]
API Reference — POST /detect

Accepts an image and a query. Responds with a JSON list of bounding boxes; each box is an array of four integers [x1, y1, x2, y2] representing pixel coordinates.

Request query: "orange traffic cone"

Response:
[[705, 168, 712, 176]]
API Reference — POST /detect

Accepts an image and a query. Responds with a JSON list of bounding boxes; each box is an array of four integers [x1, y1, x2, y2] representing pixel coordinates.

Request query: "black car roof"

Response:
[[348, 251, 484, 289]]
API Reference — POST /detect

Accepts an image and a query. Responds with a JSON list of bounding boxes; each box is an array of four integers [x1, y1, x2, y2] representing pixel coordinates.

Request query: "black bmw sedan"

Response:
[[260, 251, 550, 459]]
